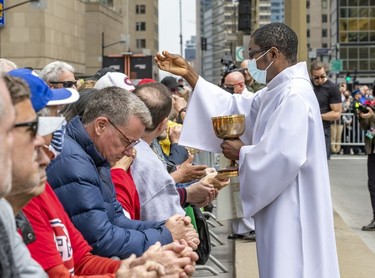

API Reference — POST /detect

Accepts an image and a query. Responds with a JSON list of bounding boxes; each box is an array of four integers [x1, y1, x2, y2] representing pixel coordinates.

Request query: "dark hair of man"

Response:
[[2, 74, 30, 105], [309, 60, 326, 74], [60, 88, 99, 122], [252, 22, 298, 64], [82, 86, 152, 129], [133, 83, 172, 132]]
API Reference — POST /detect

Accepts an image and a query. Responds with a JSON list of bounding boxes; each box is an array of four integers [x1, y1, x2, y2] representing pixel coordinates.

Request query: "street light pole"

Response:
[[101, 31, 126, 68], [0, 0, 39, 12], [179, 0, 183, 57]]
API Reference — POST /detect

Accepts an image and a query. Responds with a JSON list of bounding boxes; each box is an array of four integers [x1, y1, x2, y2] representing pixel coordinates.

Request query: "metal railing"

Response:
[[331, 113, 365, 147]]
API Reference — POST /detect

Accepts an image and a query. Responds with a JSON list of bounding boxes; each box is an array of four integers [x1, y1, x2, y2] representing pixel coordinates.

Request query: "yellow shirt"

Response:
[[159, 120, 182, 155]]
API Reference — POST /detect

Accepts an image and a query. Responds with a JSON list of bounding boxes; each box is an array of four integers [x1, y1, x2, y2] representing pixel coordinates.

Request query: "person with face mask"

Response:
[[222, 70, 254, 97], [154, 22, 340, 278]]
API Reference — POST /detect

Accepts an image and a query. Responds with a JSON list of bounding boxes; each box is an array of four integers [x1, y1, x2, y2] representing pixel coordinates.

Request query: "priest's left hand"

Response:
[[220, 139, 244, 160]]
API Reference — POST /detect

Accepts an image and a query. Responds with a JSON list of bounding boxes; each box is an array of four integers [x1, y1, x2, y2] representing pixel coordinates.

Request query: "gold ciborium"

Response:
[[212, 114, 245, 177]]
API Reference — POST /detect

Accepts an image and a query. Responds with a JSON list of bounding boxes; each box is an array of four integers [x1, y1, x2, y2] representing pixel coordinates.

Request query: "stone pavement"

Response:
[[235, 210, 375, 278], [193, 155, 375, 277]]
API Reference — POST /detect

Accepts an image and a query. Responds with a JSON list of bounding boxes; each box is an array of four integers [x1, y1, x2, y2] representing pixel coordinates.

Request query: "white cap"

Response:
[[94, 72, 135, 91], [48, 88, 80, 106], [38, 116, 66, 136]]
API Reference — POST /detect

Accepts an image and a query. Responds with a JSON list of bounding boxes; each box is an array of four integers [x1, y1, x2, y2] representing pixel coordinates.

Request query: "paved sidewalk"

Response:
[[235, 211, 375, 278]]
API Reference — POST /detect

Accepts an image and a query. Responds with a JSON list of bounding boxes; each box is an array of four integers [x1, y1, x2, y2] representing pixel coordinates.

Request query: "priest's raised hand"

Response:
[[154, 51, 199, 88]]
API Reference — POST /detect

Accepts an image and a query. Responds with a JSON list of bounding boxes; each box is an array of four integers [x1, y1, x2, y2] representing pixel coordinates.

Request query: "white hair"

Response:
[[0, 58, 17, 73], [39, 61, 75, 82]]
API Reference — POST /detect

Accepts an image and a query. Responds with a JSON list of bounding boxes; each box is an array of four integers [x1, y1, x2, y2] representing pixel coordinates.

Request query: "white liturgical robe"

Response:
[[179, 62, 340, 278]]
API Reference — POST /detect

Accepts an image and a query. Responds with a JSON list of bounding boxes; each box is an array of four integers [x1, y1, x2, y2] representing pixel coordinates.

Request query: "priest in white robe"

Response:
[[155, 23, 340, 278]]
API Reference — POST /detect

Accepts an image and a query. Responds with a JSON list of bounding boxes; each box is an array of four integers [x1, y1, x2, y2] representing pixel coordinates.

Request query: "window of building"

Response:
[[322, 0, 327, 9], [339, 0, 346, 5], [322, 29, 328, 37], [307, 14, 310, 23], [136, 5, 146, 14], [136, 39, 146, 49], [136, 22, 146, 31], [322, 14, 327, 23]]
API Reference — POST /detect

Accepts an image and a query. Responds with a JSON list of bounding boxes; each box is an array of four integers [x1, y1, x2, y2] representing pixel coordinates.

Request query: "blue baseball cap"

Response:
[[8, 68, 53, 112], [47, 88, 79, 106], [8, 68, 80, 110], [8, 68, 80, 137], [351, 89, 362, 97]]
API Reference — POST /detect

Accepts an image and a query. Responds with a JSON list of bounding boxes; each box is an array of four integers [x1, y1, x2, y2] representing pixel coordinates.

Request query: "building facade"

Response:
[[197, 0, 271, 85], [333, 0, 375, 83], [0, 0, 159, 78]]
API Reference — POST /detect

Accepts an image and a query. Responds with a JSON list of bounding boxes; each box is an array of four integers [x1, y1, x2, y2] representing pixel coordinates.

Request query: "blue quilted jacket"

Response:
[[46, 116, 173, 258]]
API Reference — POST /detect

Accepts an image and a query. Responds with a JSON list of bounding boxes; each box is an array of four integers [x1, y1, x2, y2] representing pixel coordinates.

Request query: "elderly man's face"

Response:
[[49, 70, 77, 89], [9, 99, 50, 201], [95, 116, 145, 166], [0, 80, 15, 197]]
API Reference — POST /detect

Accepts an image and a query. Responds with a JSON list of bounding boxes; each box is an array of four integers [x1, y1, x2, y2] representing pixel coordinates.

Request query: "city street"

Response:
[[198, 155, 375, 277], [330, 155, 375, 254]]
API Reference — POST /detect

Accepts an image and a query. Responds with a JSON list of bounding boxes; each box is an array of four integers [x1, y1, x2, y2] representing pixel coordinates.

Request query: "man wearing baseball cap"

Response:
[[94, 72, 135, 91], [9, 68, 80, 158], [6, 69, 80, 212]]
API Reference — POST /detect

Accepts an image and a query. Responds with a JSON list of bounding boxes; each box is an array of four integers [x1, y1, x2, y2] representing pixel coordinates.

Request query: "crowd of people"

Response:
[[0, 57, 231, 277], [0, 21, 374, 278]]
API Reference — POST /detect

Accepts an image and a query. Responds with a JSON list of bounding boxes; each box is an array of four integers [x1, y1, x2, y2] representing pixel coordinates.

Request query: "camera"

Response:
[[352, 101, 373, 115], [220, 53, 236, 73]]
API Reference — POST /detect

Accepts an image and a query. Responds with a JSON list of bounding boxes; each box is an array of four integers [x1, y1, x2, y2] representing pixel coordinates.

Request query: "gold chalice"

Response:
[[212, 114, 245, 178]]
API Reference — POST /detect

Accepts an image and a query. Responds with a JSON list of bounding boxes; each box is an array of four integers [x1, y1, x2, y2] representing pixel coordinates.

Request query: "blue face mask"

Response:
[[247, 49, 274, 84]]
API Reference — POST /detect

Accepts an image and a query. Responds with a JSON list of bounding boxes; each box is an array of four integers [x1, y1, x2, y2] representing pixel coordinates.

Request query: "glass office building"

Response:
[[338, 0, 375, 76]]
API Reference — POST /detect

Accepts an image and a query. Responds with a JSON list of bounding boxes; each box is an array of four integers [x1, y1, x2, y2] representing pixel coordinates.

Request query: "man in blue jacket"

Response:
[[46, 86, 199, 259]]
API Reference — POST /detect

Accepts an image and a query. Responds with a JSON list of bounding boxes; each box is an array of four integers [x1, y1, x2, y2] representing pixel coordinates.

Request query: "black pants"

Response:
[[368, 153, 375, 215], [324, 125, 331, 159]]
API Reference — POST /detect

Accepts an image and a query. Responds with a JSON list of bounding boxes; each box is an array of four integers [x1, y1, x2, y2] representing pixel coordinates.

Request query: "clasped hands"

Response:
[[116, 240, 198, 278]]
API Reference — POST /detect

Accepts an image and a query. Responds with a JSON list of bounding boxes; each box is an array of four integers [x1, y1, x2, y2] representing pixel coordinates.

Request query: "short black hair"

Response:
[[252, 23, 298, 64]]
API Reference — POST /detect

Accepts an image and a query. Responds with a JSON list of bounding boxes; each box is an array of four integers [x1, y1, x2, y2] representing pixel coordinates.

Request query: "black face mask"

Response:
[[223, 86, 235, 94]]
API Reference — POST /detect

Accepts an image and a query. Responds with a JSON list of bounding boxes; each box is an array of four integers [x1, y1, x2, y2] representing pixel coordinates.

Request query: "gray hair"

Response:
[[0, 58, 17, 73], [82, 86, 152, 129], [39, 61, 75, 82]]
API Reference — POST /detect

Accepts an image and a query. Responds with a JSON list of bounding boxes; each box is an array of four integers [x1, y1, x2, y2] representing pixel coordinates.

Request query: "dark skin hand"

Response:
[[220, 139, 245, 161], [154, 51, 199, 89]]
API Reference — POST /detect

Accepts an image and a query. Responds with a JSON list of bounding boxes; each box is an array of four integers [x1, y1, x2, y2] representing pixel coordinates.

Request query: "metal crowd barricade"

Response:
[[194, 150, 229, 275], [331, 113, 365, 150]]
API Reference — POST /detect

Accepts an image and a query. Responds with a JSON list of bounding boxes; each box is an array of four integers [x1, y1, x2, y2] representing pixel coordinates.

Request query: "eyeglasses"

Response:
[[224, 82, 243, 89], [313, 75, 327, 80], [14, 119, 39, 138], [248, 49, 268, 59], [107, 118, 140, 149], [49, 80, 77, 88]]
